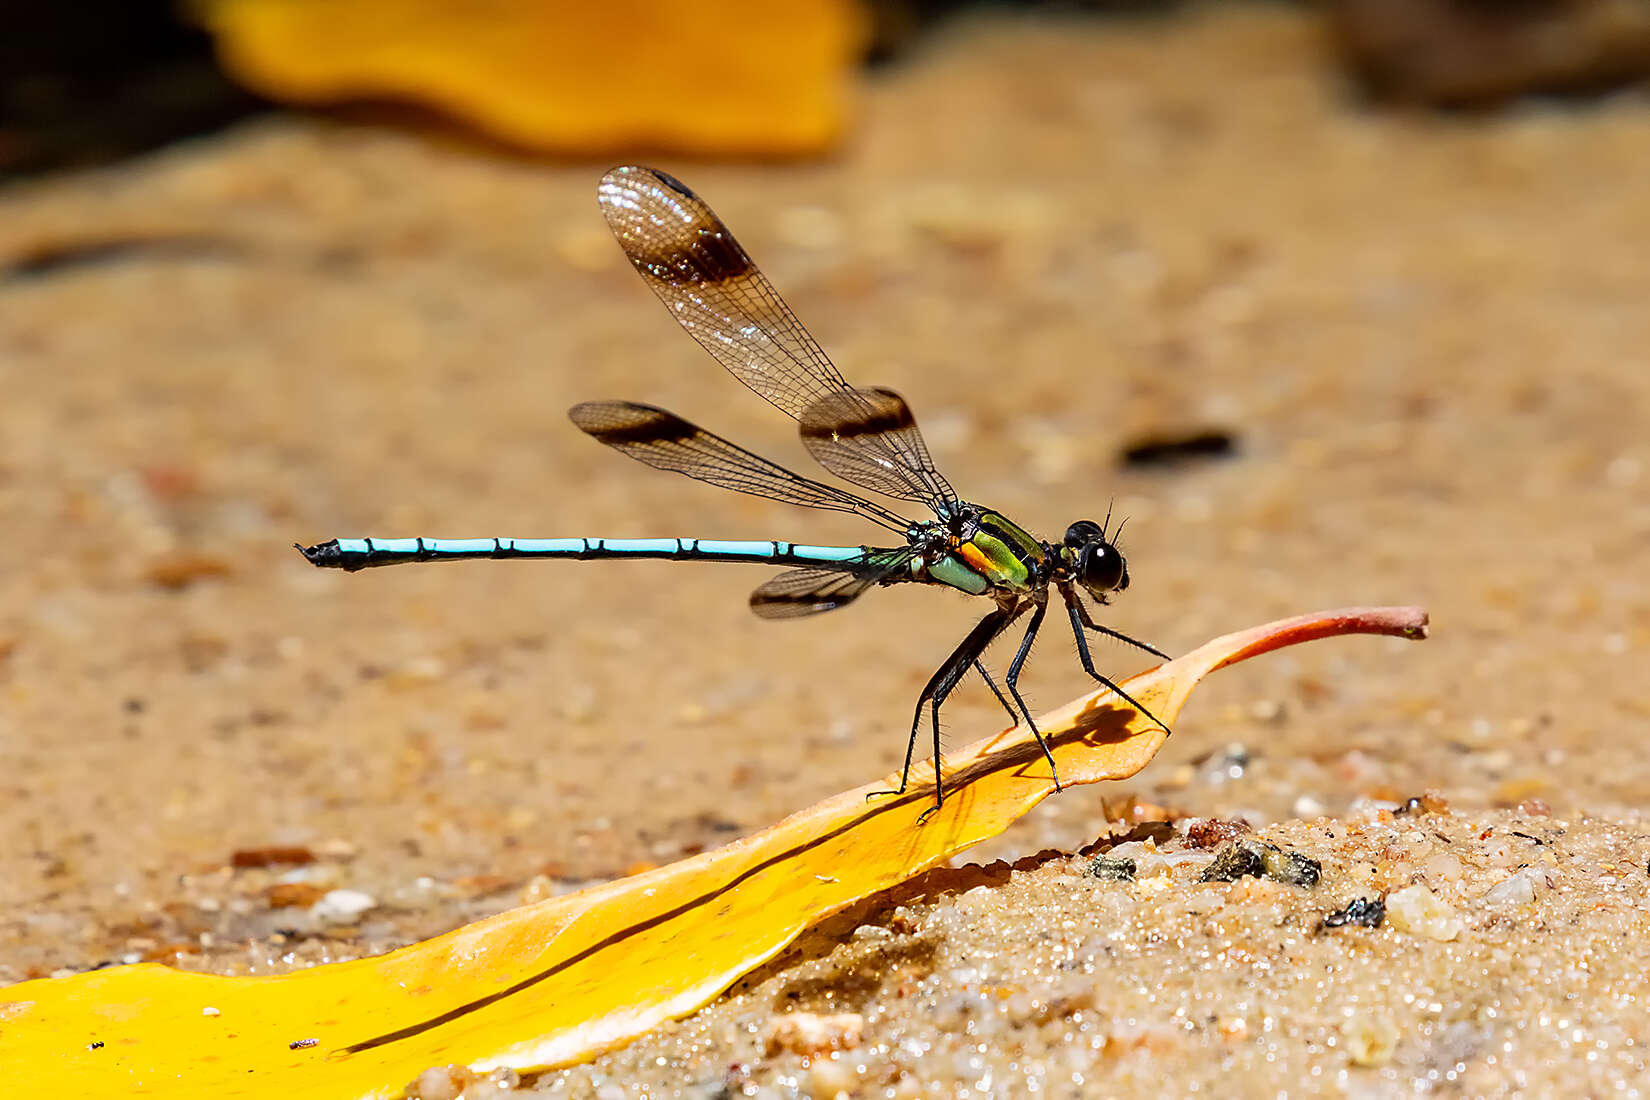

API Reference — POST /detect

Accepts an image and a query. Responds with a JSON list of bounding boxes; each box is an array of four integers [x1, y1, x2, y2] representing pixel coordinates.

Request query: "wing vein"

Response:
[[569, 402, 912, 534], [597, 166, 958, 515]]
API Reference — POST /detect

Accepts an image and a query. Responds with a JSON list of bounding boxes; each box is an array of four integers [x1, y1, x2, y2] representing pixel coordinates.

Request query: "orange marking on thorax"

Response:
[[955, 542, 993, 575]]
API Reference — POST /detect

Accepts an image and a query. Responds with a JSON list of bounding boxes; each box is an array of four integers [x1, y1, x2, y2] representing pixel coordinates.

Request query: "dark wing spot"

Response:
[[629, 228, 754, 286], [569, 403, 699, 446], [799, 388, 917, 441], [648, 168, 699, 200]]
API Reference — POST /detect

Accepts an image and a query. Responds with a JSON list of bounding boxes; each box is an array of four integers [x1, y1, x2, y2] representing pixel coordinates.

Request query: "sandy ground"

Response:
[[3, 5, 1649, 1096], [534, 808, 1650, 1099]]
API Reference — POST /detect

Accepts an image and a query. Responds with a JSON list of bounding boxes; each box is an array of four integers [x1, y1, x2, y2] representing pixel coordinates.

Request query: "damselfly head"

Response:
[[1062, 520, 1129, 599]]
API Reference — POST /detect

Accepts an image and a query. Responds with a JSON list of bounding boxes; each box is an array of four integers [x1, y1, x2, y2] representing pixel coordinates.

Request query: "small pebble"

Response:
[[803, 1053, 858, 1100], [408, 1064, 477, 1100], [314, 837, 360, 861], [387, 655, 446, 687], [1342, 1015, 1400, 1067], [763, 1011, 865, 1057], [1421, 851, 1463, 885], [1248, 698, 1285, 723], [310, 888, 377, 925], [267, 882, 327, 909], [1293, 794, 1326, 818], [1086, 853, 1137, 881], [1483, 867, 1545, 906], [1185, 818, 1251, 850], [1201, 839, 1321, 887], [1386, 884, 1463, 941], [1201, 841, 1265, 882], [1395, 792, 1451, 816], [1259, 845, 1321, 887], [230, 845, 316, 869], [1321, 896, 1386, 930]]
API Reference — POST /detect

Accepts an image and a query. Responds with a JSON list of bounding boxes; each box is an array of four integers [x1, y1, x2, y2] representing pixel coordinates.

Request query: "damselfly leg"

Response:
[[1002, 598, 1061, 791], [870, 609, 1015, 820], [1059, 585, 1173, 734]]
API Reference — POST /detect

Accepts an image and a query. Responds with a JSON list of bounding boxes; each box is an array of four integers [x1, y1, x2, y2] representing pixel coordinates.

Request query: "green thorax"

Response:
[[924, 509, 1047, 596]]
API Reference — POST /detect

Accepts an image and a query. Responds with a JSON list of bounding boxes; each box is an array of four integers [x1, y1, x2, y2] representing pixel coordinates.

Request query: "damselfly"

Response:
[[300, 166, 1169, 815]]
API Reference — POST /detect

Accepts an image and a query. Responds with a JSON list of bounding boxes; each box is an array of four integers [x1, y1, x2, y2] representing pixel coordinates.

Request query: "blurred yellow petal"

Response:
[[196, 0, 866, 156], [0, 606, 1425, 1097]]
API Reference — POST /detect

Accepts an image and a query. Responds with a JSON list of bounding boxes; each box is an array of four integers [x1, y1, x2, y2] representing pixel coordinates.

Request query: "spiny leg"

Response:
[[916, 654, 1002, 826], [915, 611, 1013, 809], [1059, 586, 1173, 734], [1002, 599, 1061, 790], [882, 613, 1006, 798], [1067, 586, 1171, 662], [973, 660, 1020, 727], [871, 608, 1014, 812]]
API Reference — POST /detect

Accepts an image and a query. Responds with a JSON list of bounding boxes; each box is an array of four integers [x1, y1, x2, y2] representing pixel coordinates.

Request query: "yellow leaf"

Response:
[[0, 606, 1425, 1097], [195, 0, 866, 156]]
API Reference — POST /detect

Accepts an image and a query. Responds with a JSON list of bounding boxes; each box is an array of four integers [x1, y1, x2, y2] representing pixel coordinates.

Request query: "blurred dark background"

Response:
[[0, 0, 263, 176], [6, 0, 1650, 179]]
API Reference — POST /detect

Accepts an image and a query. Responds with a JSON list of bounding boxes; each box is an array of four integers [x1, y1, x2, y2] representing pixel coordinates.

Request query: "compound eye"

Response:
[[1080, 542, 1126, 592], [1064, 520, 1102, 547]]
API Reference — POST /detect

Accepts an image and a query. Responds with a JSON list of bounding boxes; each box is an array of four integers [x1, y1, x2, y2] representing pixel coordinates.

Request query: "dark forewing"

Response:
[[596, 165, 957, 515], [569, 401, 910, 533], [749, 554, 912, 620]]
